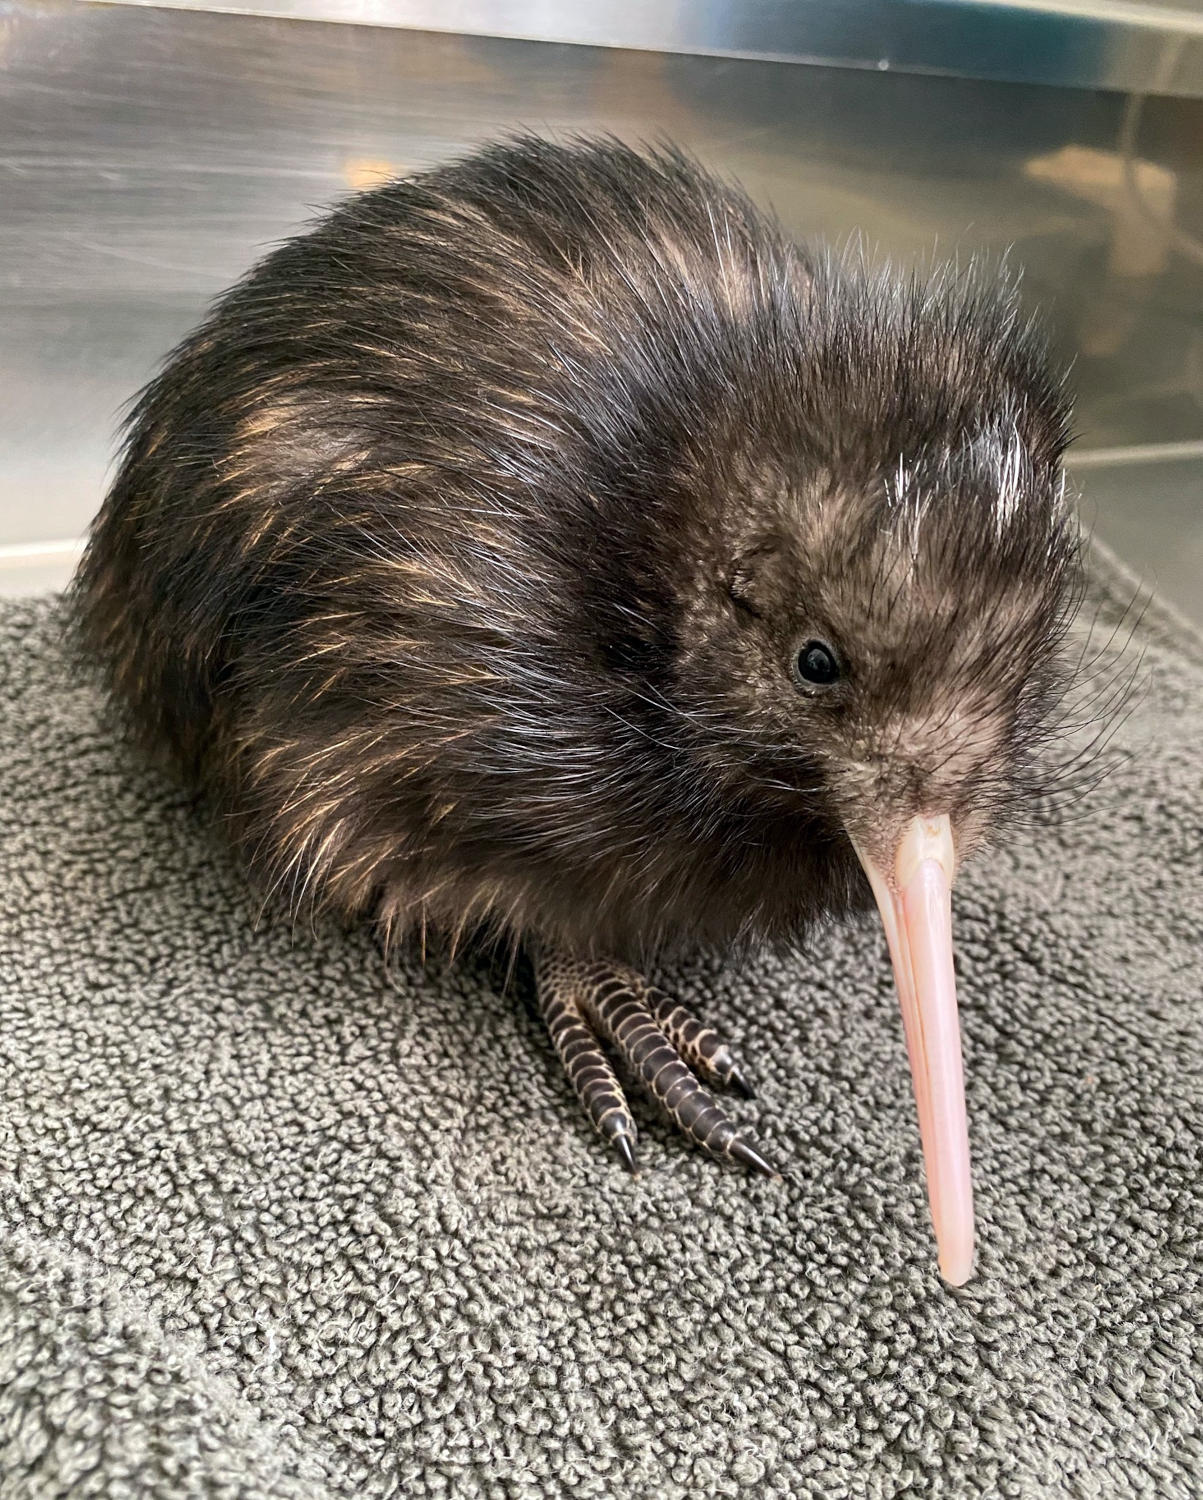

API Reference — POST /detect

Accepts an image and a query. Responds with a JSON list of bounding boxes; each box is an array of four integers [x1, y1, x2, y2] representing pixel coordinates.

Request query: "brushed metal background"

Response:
[[1, 2, 1200, 610]]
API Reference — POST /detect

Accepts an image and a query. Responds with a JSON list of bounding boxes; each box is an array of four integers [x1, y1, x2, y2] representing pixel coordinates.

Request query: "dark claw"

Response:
[[611, 1133, 640, 1175], [725, 1062, 757, 1099], [728, 1136, 780, 1179]]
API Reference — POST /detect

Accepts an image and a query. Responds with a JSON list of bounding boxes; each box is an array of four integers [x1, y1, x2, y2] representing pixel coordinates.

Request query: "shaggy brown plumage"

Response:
[[73, 136, 1080, 1213]]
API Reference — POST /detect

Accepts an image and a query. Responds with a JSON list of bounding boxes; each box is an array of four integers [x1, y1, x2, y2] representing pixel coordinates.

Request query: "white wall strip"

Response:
[[1070, 439, 1203, 469], [0, 539, 87, 562]]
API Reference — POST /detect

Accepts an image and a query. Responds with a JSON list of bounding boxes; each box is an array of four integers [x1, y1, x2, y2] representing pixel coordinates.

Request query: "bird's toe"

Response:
[[534, 947, 772, 1176]]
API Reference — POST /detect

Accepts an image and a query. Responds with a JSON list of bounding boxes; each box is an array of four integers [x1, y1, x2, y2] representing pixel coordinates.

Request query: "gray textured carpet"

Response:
[[1, 553, 1200, 1500]]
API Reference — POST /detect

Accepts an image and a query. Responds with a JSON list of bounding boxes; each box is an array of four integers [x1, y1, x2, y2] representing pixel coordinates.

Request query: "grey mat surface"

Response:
[[1, 561, 1201, 1500]]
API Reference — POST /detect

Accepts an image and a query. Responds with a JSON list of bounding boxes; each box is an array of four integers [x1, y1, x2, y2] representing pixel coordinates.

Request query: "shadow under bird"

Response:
[[74, 136, 1081, 1286]]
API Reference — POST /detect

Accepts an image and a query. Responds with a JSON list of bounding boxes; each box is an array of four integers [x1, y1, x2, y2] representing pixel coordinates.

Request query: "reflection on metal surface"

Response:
[[90, 0, 1203, 97], [1074, 456, 1203, 619], [964, 0, 1203, 25], [1, 1, 1200, 615]]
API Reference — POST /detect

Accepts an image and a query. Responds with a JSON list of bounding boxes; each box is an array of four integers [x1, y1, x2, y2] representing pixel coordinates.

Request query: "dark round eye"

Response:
[[796, 640, 841, 687]]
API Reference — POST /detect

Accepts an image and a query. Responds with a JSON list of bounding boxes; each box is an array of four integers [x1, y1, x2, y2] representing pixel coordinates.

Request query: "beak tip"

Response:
[[938, 1243, 975, 1288]]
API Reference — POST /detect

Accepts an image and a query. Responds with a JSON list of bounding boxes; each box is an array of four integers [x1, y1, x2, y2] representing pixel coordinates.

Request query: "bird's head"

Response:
[[667, 258, 1079, 1282]]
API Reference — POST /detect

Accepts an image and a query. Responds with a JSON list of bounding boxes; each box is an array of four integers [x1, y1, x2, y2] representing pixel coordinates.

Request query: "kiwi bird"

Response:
[[74, 136, 1079, 1285]]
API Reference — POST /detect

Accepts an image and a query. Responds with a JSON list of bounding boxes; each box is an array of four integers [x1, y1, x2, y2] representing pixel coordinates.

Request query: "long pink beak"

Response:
[[855, 814, 974, 1286]]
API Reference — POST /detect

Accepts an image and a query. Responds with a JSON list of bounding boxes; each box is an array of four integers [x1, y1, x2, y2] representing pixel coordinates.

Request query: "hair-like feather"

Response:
[[73, 134, 1081, 963]]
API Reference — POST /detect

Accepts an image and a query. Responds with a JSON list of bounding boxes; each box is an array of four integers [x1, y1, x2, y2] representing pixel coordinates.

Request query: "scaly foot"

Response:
[[534, 948, 777, 1176]]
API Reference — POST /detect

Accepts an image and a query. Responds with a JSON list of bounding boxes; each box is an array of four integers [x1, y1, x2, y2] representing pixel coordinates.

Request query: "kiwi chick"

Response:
[[74, 136, 1078, 1284]]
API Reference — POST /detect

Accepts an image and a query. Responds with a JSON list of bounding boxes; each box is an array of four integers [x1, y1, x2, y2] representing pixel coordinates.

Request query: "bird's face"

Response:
[[678, 441, 1079, 1283]]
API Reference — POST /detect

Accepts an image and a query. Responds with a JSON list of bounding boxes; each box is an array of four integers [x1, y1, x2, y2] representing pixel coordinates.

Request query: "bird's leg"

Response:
[[533, 947, 776, 1176]]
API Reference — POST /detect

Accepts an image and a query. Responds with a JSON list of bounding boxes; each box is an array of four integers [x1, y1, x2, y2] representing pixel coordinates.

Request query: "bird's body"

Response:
[[75, 137, 1079, 1282]]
